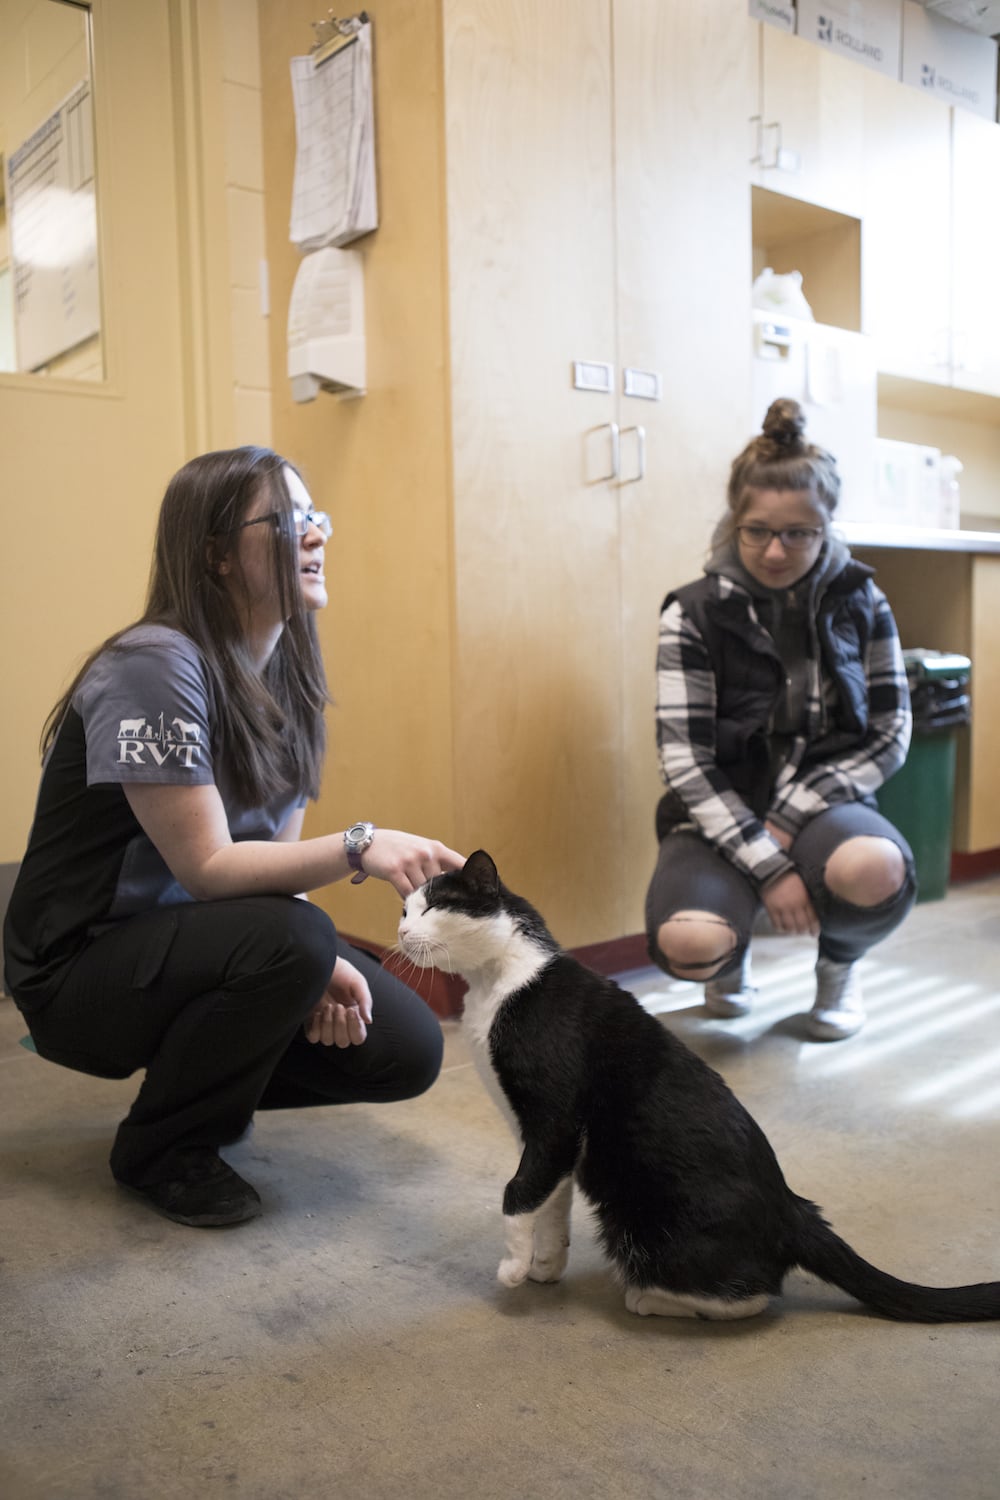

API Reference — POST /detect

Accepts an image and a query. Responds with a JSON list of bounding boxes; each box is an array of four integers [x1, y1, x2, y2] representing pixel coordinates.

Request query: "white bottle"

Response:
[[939, 456, 962, 529]]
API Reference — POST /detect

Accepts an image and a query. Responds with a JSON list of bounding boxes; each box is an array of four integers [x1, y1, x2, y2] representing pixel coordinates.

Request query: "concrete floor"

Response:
[[2, 879, 1000, 1500]]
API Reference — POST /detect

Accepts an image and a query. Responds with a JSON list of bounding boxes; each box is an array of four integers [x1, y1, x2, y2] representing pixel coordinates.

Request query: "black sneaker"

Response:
[[116, 1151, 262, 1227]]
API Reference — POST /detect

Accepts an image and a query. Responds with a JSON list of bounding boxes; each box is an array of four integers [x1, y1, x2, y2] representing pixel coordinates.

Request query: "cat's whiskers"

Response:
[[388, 934, 456, 985]]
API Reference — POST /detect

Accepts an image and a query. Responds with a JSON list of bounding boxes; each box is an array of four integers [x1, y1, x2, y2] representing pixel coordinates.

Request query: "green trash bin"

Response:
[[876, 649, 971, 903]]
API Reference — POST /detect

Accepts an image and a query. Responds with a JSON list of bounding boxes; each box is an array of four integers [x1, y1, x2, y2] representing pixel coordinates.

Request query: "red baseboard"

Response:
[[569, 931, 652, 976], [342, 929, 652, 1020], [950, 848, 1000, 882]]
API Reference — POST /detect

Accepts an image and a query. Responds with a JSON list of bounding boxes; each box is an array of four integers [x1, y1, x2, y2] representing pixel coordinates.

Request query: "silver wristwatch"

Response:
[[344, 821, 376, 884]]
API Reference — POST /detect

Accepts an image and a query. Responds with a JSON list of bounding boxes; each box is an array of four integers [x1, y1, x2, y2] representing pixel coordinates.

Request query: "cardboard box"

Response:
[[749, 0, 796, 31], [796, 0, 903, 79], [901, 0, 998, 121]]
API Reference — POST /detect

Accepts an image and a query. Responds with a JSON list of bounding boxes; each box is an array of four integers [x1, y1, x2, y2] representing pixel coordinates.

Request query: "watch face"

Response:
[[346, 821, 374, 850]]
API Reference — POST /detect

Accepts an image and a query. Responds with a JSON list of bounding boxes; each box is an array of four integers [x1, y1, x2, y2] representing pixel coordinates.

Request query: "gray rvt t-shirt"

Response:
[[3, 625, 303, 1010]]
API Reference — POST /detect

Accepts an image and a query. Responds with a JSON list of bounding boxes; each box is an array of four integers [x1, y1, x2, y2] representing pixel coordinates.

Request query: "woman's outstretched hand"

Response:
[[304, 955, 374, 1047], [362, 830, 465, 897]]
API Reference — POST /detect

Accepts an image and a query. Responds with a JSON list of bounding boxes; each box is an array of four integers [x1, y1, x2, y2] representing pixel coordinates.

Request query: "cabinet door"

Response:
[[951, 111, 1000, 400], [614, 0, 754, 933], [861, 71, 952, 385], [444, 0, 625, 945], [752, 24, 865, 218]]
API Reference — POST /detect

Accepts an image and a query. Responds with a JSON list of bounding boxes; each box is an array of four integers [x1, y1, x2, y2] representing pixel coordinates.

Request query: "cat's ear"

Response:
[[461, 849, 500, 894]]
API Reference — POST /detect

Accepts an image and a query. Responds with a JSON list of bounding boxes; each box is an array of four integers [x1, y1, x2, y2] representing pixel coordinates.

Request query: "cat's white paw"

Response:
[[624, 1285, 646, 1315], [528, 1246, 569, 1282], [497, 1256, 531, 1287], [499, 1212, 535, 1287]]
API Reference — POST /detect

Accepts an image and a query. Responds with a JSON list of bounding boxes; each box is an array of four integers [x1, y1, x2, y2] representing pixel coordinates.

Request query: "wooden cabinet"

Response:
[[750, 23, 865, 218], [261, 0, 752, 948], [447, 0, 753, 943], [861, 69, 953, 386], [951, 111, 1000, 400], [862, 70, 1000, 404], [444, 0, 625, 941]]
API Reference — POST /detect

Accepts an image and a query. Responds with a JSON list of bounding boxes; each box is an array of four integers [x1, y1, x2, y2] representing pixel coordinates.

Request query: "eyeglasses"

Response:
[[229, 509, 332, 540], [736, 524, 824, 551]]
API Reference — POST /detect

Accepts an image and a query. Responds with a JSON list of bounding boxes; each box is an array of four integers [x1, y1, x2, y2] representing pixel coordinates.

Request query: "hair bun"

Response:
[[762, 398, 807, 450]]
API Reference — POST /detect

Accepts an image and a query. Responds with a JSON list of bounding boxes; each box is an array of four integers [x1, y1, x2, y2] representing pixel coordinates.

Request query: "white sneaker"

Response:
[[704, 952, 756, 1019], [808, 957, 865, 1041]]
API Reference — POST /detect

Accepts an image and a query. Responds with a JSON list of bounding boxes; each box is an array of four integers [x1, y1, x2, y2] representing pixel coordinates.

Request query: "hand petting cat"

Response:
[[359, 828, 465, 897]]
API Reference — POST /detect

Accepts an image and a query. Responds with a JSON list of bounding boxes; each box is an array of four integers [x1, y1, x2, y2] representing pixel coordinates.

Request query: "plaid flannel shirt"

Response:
[[655, 573, 912, 889]]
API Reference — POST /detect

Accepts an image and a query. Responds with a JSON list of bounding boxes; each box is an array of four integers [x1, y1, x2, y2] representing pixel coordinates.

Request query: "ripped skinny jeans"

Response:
[[644, 801, 917, 980]]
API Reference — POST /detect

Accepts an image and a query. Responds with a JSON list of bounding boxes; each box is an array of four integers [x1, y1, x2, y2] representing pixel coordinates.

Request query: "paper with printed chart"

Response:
[[288, 21, 378, 251]]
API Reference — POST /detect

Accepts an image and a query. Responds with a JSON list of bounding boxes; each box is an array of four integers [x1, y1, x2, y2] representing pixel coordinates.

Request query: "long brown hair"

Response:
[[42, 446, 329, 803], [715, 398, 841, 547]]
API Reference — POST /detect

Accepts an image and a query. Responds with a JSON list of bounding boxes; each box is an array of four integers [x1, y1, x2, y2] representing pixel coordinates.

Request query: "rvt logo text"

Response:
[[117, 713, 202, 768]]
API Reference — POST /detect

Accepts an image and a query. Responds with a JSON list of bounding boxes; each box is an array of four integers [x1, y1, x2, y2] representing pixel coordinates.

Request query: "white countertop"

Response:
[[839, 522, 1000, 554]]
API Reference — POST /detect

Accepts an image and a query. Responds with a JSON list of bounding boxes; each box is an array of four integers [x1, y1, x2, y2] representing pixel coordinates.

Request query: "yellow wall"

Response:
[[0, 0, 272, 861]]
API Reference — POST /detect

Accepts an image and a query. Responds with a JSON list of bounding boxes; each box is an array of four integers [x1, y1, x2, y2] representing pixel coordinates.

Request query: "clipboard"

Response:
[[289, 12, 377, 251], [310, 12, 368, 68]]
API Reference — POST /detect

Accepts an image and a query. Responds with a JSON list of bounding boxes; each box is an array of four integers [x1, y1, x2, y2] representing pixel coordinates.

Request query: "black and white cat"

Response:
[[398, 850, 1000, 1323]]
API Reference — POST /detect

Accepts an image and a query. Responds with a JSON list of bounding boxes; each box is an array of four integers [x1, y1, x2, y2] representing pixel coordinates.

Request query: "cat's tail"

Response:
[[792, 1203, 1000, 1323]]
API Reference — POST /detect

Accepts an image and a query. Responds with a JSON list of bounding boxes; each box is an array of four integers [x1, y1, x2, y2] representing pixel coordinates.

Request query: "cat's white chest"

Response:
[[459, 938, 552, 1144]]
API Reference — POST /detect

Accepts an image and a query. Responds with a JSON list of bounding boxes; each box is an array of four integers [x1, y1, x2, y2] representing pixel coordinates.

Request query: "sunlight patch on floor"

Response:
[[806, 983, 995, 1078], [623, 948, 1000, 1120]]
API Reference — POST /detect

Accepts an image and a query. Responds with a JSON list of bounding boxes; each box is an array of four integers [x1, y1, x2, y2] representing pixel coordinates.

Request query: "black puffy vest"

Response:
[[658, 560, 878, 826]]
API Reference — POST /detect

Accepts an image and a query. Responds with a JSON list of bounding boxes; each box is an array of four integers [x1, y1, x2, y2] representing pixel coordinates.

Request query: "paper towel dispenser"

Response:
[[287, 245, 366, 401]]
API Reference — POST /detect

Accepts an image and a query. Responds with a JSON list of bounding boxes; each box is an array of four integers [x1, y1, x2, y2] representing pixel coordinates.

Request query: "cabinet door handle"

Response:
[[620, 425, 646, 484], [595, 422, 620, 482], [749, 112, 763, 166], [763, 120, 781, 170]]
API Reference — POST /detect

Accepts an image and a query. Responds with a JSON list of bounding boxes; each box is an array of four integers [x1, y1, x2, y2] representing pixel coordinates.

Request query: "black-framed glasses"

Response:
[[229, 509, 332, 540], [736, 524, 824, 551]]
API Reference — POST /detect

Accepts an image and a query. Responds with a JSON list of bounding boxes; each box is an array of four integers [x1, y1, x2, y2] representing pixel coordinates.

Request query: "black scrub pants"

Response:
[[645, 802, 917, 980], [20, 897, 443, 1187]]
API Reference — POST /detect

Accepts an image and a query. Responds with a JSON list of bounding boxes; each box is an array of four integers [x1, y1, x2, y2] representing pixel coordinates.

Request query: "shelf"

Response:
[[878, 373, 1000, 424], [751, 185, 861, 331], [839, 521, 1000, 554], [751, 186, 859, 245]]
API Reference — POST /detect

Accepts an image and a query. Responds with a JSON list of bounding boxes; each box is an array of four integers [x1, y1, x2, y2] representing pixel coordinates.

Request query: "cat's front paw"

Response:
[[497, 1255, 532, 1287], [528, 1245, 569, 1283], [498, 1213, 535, 1287]]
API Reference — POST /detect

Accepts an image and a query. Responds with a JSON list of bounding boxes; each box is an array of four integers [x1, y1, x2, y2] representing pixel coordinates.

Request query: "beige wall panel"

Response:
[[220, 0, 262, 89], [967, 556, 1000, 850], [0, 0, 193, 859], [229, 285, 270, 386], [444, 0, 624, 945], [222, 78, 264, 189], [615, 0, 754, 933], [233, 385, 272, 447], [226, 185, 267, 288], [260, 0, 456, 944]]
